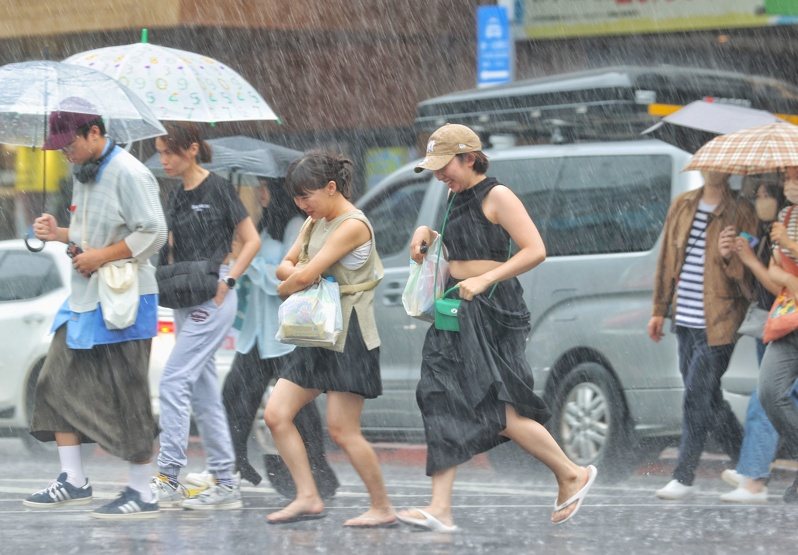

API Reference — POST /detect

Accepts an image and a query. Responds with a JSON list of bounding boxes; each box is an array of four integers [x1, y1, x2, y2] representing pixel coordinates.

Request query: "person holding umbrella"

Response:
[[23, 106, 168, 519], [152, 122, 260, 510], [649, 170, 757, 500], [719, 179, 785, 504], [757, 167, 798, 504]]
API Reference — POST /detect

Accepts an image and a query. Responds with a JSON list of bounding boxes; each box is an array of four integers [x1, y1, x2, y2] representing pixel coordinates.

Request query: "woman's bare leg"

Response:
[[263, 378, 324, 522], [326, 391, 395, 525], [397, 466, 457, 527], [500, 405, 591, 523]]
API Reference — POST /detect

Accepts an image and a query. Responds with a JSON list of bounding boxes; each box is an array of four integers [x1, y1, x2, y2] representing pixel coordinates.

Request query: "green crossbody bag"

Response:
[[432, 193, 510, 332]]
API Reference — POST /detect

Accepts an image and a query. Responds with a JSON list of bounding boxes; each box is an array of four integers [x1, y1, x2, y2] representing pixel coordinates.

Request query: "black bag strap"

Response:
[[432, 193, 511, 300]]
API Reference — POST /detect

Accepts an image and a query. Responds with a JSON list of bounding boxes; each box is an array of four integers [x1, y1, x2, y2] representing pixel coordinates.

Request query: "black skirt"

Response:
[[281, 311, 382, 399], [417, 278, 551, 476]]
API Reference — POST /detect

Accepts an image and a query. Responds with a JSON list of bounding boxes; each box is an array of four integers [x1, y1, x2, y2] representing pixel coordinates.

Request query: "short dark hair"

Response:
[[160, 122, 212, 163], [286, 150, 354, 199], [456, 151, 489, 173], [75, 117, 106, 139]]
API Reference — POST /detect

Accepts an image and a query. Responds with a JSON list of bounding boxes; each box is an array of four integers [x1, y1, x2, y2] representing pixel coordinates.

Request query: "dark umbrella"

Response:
[[642, 100, 780, 153], [146, 135, 301, 180]]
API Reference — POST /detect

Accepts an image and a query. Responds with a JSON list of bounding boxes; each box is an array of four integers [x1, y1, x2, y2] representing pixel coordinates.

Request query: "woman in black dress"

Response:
[[398, 124, 597, 530]]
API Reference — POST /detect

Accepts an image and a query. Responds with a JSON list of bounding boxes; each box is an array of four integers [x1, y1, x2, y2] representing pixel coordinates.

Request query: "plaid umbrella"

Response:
[[684, 121, 798, 175]]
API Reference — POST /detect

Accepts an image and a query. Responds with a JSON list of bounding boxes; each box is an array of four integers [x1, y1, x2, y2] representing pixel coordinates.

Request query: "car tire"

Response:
[[548, 361, 634, 481], [18, 359, 54, 454]]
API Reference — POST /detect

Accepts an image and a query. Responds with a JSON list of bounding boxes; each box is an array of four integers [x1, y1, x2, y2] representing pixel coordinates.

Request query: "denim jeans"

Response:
[[736, 339, 780, 480], [759, 331, 798, 461], [673, 326, 743, 486]]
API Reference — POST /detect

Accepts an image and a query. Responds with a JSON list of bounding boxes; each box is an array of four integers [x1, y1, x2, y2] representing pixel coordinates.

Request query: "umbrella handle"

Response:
[[24, 233, 45, 253]]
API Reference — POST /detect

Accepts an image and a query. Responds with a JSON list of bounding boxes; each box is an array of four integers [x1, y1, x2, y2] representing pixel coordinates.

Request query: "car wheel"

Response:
[[18, 360, 55, 454], [549, 362, 633, 481]]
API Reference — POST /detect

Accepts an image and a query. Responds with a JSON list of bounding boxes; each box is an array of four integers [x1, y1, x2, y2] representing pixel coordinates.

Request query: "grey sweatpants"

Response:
[[157, 286, 237, 479], [759, 331, 798, 460]]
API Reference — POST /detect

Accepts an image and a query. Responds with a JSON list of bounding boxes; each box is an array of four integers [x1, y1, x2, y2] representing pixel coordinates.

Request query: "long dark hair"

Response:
[[259, 178, 303, 241]]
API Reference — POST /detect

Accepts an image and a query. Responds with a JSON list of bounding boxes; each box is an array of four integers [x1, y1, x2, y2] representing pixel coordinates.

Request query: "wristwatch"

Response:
[[221, 276, 236, 288]]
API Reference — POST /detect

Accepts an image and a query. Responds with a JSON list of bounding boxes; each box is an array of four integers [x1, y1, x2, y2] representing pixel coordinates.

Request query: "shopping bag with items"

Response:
[[276, 277, 343, 348], [402, 235, 449, 322]]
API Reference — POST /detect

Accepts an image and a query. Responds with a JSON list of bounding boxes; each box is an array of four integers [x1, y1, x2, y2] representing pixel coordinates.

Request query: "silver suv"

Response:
[[353, 139, 757, 478]]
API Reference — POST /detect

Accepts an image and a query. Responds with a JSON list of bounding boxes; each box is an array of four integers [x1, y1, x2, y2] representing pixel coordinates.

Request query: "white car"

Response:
[[0, 239, 235, 452]]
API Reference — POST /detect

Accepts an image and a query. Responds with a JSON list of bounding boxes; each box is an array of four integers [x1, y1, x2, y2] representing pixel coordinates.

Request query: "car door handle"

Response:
[[382, 280, 405, 306], [23, 314, 46, 325]]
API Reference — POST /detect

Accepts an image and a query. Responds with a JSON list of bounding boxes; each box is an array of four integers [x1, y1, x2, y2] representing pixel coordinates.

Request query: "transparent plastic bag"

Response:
[[276, 277, 343, 348], [402, 235, 449, 322]]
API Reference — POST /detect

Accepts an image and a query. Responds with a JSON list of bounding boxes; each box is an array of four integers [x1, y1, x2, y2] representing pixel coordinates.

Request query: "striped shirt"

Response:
[[675, 201, 717, 328]]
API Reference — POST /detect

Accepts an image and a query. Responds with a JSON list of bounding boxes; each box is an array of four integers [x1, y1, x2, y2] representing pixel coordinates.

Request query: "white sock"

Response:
[[128, 463, 156, 503], [57, 445, 86, 487]]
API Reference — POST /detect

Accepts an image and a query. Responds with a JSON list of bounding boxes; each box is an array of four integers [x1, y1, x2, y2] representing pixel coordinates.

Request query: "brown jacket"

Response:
[[652, 187, 757, 346]]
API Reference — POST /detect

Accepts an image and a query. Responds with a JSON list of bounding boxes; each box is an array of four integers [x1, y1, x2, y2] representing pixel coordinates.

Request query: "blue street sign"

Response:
[[477, 5, 513, 88]]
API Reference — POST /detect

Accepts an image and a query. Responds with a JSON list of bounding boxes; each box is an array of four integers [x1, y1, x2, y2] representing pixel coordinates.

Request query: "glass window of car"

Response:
[[491, 154, 672, 256], [0, 250, 62, 301], [361, 177, 430, 257]]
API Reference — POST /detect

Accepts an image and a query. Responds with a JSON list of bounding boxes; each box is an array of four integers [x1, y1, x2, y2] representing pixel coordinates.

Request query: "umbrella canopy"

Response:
[[145, 135, 301, 180], [642, 100, 781, 153], [684, 121, 798, 175], [0, 60, 166, 147], [64, 41, 278, 123]]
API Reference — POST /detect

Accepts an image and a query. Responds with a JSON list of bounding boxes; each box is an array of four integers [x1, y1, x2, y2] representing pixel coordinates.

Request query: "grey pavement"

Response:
[[0, 438, 796, 555]]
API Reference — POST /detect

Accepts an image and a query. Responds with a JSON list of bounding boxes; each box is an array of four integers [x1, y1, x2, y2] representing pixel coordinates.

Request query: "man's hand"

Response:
[[647, 316, 665, 343], [33, 213, 59, 242], [71, 249, 105, 278], [718, 225, 737, 260]]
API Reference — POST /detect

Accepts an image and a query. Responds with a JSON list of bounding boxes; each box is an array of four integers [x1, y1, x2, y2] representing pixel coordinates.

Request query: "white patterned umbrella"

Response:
[[64, 36, 278, 123]]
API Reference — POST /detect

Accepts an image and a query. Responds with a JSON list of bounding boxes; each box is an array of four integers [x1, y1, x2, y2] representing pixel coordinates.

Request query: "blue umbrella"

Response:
[[146, 135, 301, 181]]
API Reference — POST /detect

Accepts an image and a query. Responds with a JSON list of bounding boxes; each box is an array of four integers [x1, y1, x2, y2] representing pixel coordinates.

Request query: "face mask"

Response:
[[784, 179, 798, 205], [755, 196, 779, 222]]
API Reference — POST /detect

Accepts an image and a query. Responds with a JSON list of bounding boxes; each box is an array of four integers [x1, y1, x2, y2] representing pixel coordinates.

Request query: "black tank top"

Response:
[[443, 177, 511, 262]]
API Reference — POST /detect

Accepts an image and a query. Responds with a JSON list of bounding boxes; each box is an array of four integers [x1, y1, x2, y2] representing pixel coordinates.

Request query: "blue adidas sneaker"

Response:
[[23, 472, 93, 508], [91, 487, 159, 520]]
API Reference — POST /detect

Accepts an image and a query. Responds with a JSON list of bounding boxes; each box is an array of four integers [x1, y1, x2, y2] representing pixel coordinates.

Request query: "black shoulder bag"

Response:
[[155, 239, 220, 309]]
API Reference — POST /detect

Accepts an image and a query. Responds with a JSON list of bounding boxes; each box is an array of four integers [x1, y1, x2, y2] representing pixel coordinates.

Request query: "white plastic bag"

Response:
[[97, 258, 139, 330], [402, 235, 449, 322], [276, 277, 343, 348]]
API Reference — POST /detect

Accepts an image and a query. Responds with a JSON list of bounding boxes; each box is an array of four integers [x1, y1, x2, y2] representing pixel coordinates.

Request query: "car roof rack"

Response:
[[415, 65, 798, 145]]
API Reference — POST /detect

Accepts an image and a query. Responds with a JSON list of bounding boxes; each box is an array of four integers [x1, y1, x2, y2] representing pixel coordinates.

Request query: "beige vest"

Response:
[[300, 210, 383, 352]]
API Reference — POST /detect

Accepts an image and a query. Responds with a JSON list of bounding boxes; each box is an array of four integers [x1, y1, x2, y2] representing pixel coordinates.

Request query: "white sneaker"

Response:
[[184, 469, 215, 489], [720, 485, 768, 504], [149, 476, 188, 508], [721, 469, 743, 488], [655, 479, 695, 500], [182, 483, 242, 511]]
